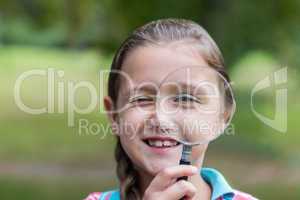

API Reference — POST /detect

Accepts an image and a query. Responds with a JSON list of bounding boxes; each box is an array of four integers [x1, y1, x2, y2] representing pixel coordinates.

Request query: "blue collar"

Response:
[[201, 167, 235, 200], [103, 168, 234, 200]]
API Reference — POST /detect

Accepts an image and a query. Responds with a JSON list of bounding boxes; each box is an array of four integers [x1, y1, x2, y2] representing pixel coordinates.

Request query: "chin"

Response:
[[145, 159, 179, 175]]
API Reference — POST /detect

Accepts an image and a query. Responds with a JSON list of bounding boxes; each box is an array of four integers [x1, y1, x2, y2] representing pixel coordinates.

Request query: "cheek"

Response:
[[191, 144, 208, 164], [118, 108, 149, 137], [116, 109, 150, 166], [179, 112, 224, 143], [119, 136, 144, 169], [119, 135, 139, 157]]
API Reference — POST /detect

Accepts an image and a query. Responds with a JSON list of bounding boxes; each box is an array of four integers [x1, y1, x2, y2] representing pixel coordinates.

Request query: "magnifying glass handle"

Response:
[[177, 159, 191, 200], [177, 145, 192, 181], [177, 145, 192, 199], [177, 159, 191, 181]]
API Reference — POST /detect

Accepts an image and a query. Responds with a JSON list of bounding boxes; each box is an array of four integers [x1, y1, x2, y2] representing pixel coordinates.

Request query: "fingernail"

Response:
[[191, 166, 198, 173]]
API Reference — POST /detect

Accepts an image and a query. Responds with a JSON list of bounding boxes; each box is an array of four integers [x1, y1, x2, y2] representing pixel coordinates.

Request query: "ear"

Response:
[[223, 109, 231, 124], [224, 102, 236, 124], [103, 96, 119, 135], [217, 109, 232, 135]]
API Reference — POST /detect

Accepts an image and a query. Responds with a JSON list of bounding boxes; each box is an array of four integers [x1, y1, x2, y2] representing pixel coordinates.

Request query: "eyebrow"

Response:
[[122, 85, 158, 99], [163, 81, 212, 95]]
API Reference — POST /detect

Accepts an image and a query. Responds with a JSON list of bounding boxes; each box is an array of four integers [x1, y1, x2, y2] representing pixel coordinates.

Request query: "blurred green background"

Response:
[[0, 0, 299, 199]]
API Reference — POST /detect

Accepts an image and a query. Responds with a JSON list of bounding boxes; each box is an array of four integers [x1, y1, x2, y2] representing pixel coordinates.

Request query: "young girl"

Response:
[[84, 18, 257, 200]]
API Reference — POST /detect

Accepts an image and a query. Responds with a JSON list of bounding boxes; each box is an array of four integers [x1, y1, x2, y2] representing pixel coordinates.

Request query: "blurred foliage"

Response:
[[0, 0, 300, 68]]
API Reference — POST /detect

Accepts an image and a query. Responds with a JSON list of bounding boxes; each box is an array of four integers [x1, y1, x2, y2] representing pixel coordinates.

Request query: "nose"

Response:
[[145, 104, 178, 136]]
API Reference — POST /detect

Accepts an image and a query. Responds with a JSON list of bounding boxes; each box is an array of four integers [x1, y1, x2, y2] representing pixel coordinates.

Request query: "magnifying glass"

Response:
[[155, 65, 236, 182]]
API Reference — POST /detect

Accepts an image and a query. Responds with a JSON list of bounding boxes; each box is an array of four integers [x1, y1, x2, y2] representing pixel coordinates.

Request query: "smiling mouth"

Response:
[[143, 137, 180, 148]]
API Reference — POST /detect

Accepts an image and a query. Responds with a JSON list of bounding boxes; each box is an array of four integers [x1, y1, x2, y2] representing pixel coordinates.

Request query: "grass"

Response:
[[0, 114, 116, 163], [246, 184, 300, 199], [0, 45, 114, 163], [0, 45, 112, 72]]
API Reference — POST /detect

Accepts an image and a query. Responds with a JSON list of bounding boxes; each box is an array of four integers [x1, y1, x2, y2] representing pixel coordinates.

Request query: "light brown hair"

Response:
[[107, 18, 232, 200]]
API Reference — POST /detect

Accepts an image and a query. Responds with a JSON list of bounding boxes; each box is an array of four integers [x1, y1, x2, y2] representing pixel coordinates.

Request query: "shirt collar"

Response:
[[201, 167, 235, 200], [110, 167, 234, 200]]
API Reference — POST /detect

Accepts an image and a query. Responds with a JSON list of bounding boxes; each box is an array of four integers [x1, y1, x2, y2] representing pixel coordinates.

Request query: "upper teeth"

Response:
[[148, 140, 178, 147]]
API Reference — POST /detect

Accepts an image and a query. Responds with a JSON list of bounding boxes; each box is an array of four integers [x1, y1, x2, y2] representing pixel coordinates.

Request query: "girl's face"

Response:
[[105, 42, 226, 176]]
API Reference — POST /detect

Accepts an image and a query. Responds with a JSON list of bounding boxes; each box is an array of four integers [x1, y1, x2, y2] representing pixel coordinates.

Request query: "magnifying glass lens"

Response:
[[157, 65, 235, 145]]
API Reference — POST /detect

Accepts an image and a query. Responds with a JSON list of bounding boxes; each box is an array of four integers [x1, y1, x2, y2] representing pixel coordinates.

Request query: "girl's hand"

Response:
[[143, 165, 198, 200]]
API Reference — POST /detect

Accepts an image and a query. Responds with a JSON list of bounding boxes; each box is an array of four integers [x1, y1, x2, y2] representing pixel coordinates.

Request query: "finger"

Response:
[[150, 165, 198, 190], [162, 180, 197, 200]]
